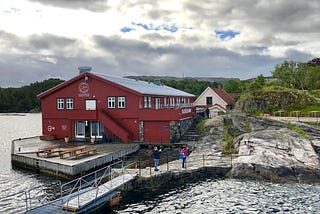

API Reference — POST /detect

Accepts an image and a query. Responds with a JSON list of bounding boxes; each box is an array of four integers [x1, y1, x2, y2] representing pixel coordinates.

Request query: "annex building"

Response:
[[37, 68, 196, 144], [194, 87, 235, 118]]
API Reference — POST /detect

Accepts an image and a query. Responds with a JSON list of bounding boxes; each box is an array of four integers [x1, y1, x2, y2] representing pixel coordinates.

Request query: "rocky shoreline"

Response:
[[116, 114, 320, 210], [193, 114, 320, 183]]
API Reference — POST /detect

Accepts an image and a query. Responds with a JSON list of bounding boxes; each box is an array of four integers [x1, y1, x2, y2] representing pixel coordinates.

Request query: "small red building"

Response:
[[37, 68, 196, 143]]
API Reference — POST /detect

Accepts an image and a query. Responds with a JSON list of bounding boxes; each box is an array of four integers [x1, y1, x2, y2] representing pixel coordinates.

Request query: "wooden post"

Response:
[[203, 154, 205, 167], [167, 153, 169, 171]]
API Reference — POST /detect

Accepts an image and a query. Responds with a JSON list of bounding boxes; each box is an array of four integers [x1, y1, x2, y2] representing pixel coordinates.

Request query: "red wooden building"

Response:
[[37, 68, 196, 143]]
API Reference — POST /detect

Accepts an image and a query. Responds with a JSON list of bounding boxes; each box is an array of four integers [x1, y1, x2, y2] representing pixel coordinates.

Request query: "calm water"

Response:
[[0, 113, 320, 214]]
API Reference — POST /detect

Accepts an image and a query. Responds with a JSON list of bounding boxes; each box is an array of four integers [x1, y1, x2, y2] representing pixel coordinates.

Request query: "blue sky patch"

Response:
[[120, 27, 135, 33], [120, 22, 179, 33], [215, 30, 240, 40]]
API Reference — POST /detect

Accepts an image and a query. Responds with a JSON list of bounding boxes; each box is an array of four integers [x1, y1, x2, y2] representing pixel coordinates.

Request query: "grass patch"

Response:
[[222, 124, 237, 154], [288, 122, 310, 140], [196, 119, 207, 136]]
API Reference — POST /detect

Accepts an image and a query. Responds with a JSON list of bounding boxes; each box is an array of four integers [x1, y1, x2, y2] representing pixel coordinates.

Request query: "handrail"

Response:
[[61, 160, 123, 210]]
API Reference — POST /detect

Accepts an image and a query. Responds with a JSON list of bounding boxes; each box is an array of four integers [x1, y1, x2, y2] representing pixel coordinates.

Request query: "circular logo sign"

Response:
[[79, 82, 89, 94]]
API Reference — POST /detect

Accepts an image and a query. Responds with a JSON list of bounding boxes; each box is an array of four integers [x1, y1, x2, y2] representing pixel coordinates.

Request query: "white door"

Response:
[[75, 121, 85, 138]]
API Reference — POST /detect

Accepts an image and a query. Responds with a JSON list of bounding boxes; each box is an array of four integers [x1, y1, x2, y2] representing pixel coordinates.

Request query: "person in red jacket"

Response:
[[180, 146, 189, 168]]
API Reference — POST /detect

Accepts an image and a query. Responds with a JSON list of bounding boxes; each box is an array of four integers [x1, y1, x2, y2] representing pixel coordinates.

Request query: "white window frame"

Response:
[[108, 97, 116, 109], [144, 96, 152, 108], [75, 121, 85, 138], [155, 98, 161, 109], [176, 97, 180, 107], [57, 98, 64, 110], [169, 97, 174, 107], [66, 98, 74, 110], [144, 96, 148, 108], [148, 96, 151, 108], [118, 96, 126, 109]]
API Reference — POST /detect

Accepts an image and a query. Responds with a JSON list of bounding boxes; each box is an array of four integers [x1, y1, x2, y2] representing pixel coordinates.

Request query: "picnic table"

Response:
[[37, 145, 62, 157], [59, 145, 97, 159]]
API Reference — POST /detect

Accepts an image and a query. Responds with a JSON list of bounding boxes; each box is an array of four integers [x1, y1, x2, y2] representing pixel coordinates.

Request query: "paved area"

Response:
[[268, 116, 320, 123]]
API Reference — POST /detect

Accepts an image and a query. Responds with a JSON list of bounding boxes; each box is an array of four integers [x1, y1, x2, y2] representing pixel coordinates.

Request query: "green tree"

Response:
[[0, 78, 64, 113], [272, 61, 313, 90], [223, 79, 244, 93]]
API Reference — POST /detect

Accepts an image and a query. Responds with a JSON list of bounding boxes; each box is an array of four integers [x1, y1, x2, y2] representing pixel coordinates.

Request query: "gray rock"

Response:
[[195, 114, 320, 183]]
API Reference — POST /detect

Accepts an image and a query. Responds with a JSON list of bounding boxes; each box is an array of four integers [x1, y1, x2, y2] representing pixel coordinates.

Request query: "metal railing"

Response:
[[61, 160, 124, 210], [121, 152, 233, 177], [0, 160, 126, 213]]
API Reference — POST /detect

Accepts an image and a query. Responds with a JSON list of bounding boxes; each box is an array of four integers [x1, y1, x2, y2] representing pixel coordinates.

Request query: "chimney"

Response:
[[78, 66, 92, 74]]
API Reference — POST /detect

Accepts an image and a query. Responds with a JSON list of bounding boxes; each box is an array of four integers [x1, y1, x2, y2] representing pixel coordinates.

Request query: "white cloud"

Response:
[[0, 0, 319, 87]]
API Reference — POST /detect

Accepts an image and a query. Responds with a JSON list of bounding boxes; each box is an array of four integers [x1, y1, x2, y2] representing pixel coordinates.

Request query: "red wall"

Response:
[[39, 73, 195, 142]]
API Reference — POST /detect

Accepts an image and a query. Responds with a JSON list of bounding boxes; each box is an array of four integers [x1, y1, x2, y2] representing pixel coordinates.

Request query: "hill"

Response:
[[125, 75, 239, 84], [234, 86, 320, 114], [0, 78, 64, 113]]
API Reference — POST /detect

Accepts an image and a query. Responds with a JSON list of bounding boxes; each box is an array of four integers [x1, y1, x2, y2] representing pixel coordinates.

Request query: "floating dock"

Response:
[[11, 136, 140, 179], [25, 162, 136, 214], [63, 174, 134, 212]]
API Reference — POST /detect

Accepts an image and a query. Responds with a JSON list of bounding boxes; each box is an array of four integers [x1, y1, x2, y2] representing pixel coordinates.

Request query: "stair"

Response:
[[99, 109, 130, 143], [180, 118, 202, 142]]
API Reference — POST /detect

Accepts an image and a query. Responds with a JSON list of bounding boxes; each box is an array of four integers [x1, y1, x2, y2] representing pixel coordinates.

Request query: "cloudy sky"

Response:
[[0, 0, 319, 87]]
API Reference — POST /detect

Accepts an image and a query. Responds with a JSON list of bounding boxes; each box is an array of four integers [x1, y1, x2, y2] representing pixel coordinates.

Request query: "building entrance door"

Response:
[[75, 120, 104, 140]]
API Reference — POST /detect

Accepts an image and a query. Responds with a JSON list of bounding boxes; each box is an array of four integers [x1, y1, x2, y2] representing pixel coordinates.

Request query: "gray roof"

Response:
[[93, 72, 194, 97]]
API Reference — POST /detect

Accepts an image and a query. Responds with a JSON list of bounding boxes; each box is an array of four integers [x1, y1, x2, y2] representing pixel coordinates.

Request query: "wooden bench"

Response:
[[37, 145, 61, 157], [59, 145, 90, 159], [75, 148, 97, 158]]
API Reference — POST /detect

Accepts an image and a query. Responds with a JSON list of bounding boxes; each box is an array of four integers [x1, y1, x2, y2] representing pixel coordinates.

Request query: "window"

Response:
[[169, 97, 175, 107], [144, 96, 151, 108], [118, 96, 126, 108], [108, 97, 116, 108], [182, 97, 186, 104], [155, 98, 161, 109], [66, 98, 74, 110], [57, 98, 64, 110], [75, 121, 85, 137], [176, 97, 180, 107], [206, 97, 213, 105]]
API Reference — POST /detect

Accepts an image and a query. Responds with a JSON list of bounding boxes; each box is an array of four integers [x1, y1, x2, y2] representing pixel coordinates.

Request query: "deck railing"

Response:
[[61, 160, 124, 210]]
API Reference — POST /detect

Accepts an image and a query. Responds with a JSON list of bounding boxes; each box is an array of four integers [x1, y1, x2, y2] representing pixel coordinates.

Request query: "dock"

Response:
[[63, 174, 134, 212], [25, 162, 135, 214], [11, 136, 140, 179]]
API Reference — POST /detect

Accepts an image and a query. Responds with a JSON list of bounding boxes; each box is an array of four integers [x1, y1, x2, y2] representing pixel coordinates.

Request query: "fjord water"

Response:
[[0, 113, 60, 214], [0, 113, 319, 213]]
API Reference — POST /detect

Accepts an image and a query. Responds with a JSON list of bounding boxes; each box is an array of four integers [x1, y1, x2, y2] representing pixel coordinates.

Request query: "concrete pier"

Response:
[[11, 136, 139, 179]]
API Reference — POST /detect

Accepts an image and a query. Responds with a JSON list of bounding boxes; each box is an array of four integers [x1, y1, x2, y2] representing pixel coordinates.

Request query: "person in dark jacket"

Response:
[[153, 146, 161, 171]]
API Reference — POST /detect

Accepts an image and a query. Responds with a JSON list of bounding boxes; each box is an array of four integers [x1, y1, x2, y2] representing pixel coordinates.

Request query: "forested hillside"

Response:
[[0, 79, 64, 113]]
